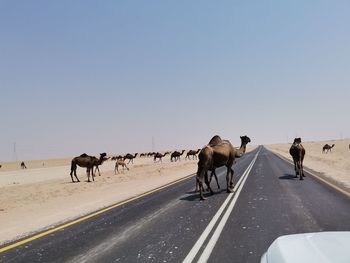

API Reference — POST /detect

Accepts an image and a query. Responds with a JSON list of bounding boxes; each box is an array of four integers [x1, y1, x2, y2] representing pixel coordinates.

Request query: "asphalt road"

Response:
[[1, 147, 350, 263]]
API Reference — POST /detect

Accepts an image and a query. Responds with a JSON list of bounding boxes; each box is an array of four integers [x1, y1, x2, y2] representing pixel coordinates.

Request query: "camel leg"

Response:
[[95, 166, 101, 176], [114, 164, 118, 175], [229, 168, 234, 189], [74, 169, 80, 182], [293, 159, 298, 177], [87, 168, 91, 182], [70, 170, 75, 183], [208, 170, 220, 190], [205, 171, 214, 195], [196, 169, 207, 200], [226, 167, 233, 193], [91, 167, 95, 181]]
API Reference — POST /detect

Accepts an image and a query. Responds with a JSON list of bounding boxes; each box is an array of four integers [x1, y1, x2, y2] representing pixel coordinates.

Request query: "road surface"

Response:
[[1, 146, 350, 262]]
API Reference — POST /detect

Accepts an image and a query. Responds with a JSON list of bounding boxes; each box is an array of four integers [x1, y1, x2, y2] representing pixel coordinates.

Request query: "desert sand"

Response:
[[266, 139, 350, 192], [0, 146, 257, 246]]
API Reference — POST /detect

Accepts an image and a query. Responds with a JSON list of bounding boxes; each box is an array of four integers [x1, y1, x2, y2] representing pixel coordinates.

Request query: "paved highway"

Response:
[[1, 146, 350, 263]]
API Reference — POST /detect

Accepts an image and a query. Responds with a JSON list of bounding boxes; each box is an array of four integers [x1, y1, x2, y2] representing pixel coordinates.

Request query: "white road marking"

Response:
[[183, 150, 260, 263]]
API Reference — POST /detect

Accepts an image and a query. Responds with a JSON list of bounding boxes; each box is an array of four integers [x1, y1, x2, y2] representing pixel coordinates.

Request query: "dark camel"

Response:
[[123, 153, 138, 164], [93, 155, 110, 176], [153, 152, 169, 162], [196, 135, 251, 200], [70, 153, 107, 183], [114, 159, 129, 174], [20, 162, 27, 169], [170, 150, 185, 162], [185, 149, 201, 160], [289, 138, 306, 180], [322, 144, 335, 153]]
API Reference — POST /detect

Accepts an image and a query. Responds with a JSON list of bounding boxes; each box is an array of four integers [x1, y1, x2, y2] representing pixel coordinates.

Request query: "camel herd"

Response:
[[67, 136, 347, 200], [69, 148, 202, 183]]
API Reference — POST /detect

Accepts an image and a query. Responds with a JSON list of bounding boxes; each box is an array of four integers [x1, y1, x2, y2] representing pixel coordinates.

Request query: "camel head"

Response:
[[293, 138, 302, 144], [240, 135, 251, 145], [331, 144, 335, 147], [99, 153, 109, 161]]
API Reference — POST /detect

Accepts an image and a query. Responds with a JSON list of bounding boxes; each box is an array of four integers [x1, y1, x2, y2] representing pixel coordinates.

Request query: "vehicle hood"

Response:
[[262, 232, 350, 263]]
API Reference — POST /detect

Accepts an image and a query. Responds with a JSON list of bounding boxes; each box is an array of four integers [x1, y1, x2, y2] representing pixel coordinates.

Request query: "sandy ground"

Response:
[[266, 139, 350, 192], [0, 146, 256, 246]]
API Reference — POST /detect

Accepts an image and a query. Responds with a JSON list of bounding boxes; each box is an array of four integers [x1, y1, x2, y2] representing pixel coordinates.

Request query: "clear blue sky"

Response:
[[1, 1, 349, 161]]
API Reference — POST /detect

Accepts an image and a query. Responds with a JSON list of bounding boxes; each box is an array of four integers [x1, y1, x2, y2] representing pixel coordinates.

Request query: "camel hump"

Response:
[[80, 153, 88, 157], [208, 135, 222, 146]]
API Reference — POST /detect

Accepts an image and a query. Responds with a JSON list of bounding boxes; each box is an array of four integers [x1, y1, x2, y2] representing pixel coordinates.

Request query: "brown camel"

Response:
[[153, 152, 169, 162], [185, 149, 201, 160], [114, 159, 129, 174], [289, 138, 306, 180], [123, 153, 138, 164], [322, 144, 335, 153], [170, 150, 185, 162], [196, 135, 251, 200], [70, 153, 107, 183]]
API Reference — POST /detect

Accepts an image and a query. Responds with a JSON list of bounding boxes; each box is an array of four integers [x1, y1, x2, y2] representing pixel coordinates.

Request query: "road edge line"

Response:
[[268, 149, 350, 198], [0, 173, 196, 253]]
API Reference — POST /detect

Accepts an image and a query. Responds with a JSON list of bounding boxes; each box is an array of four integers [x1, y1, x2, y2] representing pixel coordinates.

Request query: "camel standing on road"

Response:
[[170, 150, 185, 162], [322, 144, 335, 153], [185, 149, 201, 160], [70, 153, 107, 183], [196, 135, 251, 200], [124, 153, 138, 164], [20, 162, 27, 169], [114, 159, 129, 174], [289, 138, 306, 180]]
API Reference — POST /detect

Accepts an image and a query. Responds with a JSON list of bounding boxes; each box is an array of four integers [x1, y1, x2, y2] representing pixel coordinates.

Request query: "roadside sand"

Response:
[[266, 139, 350, 191], [0, 146, 256, 245]]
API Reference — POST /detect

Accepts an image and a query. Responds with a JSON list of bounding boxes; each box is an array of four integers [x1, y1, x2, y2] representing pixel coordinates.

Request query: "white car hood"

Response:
[[262, 232, 350, 263]]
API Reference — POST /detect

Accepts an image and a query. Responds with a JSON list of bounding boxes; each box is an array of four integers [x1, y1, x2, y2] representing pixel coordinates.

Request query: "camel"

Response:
[[153, 152, 169, 162], [170, 150, 185, 162], [322, 144, 335, 153], [185, 149, 201, 160], [20, 162, 27, 169], [93, 155, 110, 176], [70, 153, 107, 183], [289, 138, 306, 180], [123, 153, 138, 164], [114, 159, 129, 174], [196, 135, 251, 200]]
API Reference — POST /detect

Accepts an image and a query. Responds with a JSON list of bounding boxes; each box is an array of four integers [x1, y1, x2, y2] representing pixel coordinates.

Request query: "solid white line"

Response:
[[182, 151, 259, 263], [198, 152, 259, 262]]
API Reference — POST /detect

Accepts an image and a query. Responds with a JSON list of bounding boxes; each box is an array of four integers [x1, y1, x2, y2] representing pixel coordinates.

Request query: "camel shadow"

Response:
[[181, 189, 226, 201], [279, 174, 297, 180]]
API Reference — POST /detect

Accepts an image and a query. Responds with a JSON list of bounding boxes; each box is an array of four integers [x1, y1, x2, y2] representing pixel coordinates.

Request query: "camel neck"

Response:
[[235, 144, 247, 158]]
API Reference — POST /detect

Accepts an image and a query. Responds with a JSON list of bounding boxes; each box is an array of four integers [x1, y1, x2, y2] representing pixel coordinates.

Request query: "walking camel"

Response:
[[185, 149, 201, 160], [170, 150, 185, 162], [70, 153, 107, 183], [289, 138, 306, 180], [322, 144, 335, 153], [196, 135, 251, 200], [114, 159, 129, 174], [124, 153, 138, 164], [154, 152, 169, 162]]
